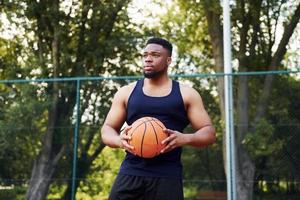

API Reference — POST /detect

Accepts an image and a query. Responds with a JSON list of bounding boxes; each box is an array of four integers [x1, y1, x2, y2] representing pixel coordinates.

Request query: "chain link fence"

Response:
[[0, 71, 299, 199]]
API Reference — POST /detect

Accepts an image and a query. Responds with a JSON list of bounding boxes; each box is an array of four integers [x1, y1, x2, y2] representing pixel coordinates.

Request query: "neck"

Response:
[[144, 74, 170, 86]]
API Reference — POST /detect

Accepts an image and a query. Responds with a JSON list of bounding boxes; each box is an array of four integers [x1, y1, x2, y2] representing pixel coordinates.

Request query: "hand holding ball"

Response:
[[127, 117, 168, 158]]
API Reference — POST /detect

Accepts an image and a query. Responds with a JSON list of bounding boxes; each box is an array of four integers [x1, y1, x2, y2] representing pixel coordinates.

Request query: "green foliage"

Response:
[[75, 147, 125, 200], [181, 85, 225, 199], [153, 0, 213, 73], [243, 118, 283, 159], [0, 38, 24, 79], [266, 76, 300, 179], [1, 0, 300, 199], [1, 0, 149, 198], [155, 0, 300, 198], [0, 189, 16, 200], [0, 186, 27, 200], [0, 83, 51, 183]]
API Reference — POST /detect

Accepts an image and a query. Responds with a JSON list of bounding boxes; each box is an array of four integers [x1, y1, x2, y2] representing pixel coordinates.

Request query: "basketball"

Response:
[[127, 117, 168, 158]]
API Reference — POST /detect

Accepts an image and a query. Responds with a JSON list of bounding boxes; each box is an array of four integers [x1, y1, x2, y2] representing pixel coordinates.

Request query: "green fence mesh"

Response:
[[0, 71, 299, 200]]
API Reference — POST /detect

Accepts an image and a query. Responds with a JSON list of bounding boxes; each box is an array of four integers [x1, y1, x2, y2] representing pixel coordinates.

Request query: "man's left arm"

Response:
[[161, 86, 216, 153]]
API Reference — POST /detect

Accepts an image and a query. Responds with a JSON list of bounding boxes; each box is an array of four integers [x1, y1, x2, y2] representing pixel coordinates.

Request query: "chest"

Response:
[[142, 86, 172, 97]]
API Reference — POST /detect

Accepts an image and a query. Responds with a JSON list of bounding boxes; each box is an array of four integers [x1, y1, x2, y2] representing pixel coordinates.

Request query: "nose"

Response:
[[144, 55, 152, 62]]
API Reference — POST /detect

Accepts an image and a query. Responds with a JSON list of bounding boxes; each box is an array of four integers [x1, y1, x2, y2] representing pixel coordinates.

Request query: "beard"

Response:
[[143, 69, 165, 79]]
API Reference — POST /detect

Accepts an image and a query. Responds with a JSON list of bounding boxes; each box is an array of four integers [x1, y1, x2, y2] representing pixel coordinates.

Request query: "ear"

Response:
[[167, 57, 172, 66]]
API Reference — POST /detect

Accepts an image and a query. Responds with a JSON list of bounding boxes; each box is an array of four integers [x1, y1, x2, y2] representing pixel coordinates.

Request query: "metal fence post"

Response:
[[223, 0, 237, 199], [71, 79, 81, 200]]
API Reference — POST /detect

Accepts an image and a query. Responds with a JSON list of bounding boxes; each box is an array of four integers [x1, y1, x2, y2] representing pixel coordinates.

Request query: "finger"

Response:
[[121, 134, 132, 140], [121, 140, 134, 150], [161, 137, 169, 145], [120, 126, 132, 135], [124, 144, 134, 151], [124, 126, 132, 133], [163, 128, 174, 135], [160, 145, 172, 153], [161, 140, 176, 153], [161, 133, 175, 144]]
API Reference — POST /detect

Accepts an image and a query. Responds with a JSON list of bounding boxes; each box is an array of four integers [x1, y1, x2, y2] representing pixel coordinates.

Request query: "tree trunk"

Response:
[[62, 143, 105, 199], [205, 2, 300, 200], [25, 1, 65, 199], [25, 98, 65, 200], [236, 146, 255, 200], [61, 1, 129, 198], [254, 3, 300, 124], [236, 74, 255, 200], [234, 0, 256, 195], [236, 3, 300, 200], [204, 4, 226, 168], [25, 152, 65, 200]]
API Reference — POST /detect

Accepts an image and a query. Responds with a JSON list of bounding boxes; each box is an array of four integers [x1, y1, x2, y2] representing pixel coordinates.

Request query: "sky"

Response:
[[128, 0, 172, 25]]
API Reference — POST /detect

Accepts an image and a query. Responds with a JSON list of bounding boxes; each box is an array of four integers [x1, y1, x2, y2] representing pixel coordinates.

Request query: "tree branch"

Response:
[[254, 2, 300, 124]]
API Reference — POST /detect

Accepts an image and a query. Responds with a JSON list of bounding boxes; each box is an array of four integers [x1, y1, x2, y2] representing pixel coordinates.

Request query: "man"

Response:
[[101, 37, 216, 200]]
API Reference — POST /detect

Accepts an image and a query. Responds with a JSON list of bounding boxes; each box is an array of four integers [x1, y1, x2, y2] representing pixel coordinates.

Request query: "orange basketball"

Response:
[[127, 117, 168, 158]]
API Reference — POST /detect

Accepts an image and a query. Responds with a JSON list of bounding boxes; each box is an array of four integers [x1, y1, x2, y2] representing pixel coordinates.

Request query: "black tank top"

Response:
[[119, 79, 189, 178]]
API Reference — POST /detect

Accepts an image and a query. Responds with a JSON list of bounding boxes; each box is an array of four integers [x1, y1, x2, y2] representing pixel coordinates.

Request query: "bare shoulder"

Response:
[[114, 81, 137, 103], [179, 82, 202, 103], [118, 81, 137, 94]]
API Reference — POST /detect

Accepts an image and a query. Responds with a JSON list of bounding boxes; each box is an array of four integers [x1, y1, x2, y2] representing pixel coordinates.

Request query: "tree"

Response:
[[155, 0, 300, 199], [1, 0, 146, 199]]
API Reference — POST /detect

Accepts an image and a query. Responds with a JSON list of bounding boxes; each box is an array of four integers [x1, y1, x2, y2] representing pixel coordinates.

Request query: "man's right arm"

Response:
[[101, 86, 134, 151]]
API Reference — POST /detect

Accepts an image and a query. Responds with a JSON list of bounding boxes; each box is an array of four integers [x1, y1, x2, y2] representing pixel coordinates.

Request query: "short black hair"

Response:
[[146, 37, 173, 56]]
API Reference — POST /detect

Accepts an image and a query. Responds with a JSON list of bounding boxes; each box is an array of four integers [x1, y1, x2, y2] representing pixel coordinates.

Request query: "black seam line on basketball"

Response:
[[152, 120, 169, 137], [152, 120, 164, 129], [149, 120, 159, 145], [149, 120, 160, 156], [141, 123, 147, 157], [129, 121, 147, 140], [142, 119, 155, 124]]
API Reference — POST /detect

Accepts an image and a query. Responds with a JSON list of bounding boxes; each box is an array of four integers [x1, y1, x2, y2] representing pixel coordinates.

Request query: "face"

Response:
[[142, 43, 172, 79]]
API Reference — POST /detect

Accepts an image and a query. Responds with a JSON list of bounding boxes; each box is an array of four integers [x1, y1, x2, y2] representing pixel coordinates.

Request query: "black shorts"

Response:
[[108, 174, 184, 200]]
